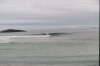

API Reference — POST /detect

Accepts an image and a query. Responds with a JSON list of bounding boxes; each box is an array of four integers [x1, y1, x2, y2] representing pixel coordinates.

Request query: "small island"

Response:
[[0, 29, 26, 33]]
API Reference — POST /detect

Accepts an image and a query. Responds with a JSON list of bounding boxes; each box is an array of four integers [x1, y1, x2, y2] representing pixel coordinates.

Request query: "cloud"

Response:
[[0, 0, 99, 25]]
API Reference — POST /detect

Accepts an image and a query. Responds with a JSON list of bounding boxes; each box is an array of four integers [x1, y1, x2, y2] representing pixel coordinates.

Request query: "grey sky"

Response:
[[0, 0, 99, 25]]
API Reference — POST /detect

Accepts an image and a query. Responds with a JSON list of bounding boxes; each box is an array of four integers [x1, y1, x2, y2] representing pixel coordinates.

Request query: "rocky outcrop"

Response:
[[29, 33, 47, 35], [0, 29, 26, 33], [48, 33, 67, 36]]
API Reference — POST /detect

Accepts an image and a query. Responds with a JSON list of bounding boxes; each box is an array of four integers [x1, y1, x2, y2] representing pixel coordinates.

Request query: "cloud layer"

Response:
[[0, 0, 99, 25]]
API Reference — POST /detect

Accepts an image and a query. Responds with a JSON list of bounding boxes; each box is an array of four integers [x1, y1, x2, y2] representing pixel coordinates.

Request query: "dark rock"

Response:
[[48, 33, 67, 36], [0, 29, 26, 33], [40, 33, 47, 35], [29, 33, 47, 35]]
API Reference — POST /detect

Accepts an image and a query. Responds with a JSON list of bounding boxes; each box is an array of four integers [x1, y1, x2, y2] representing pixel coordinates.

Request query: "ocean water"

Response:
[[0, 25, 99, 66]]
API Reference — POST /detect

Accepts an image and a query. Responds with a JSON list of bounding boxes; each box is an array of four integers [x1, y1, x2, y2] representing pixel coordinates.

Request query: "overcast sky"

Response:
[[0, 0, 99, 25]]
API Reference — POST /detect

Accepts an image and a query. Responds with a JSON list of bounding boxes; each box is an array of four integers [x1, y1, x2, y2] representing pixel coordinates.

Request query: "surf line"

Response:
[[0, 35, 51, 38]]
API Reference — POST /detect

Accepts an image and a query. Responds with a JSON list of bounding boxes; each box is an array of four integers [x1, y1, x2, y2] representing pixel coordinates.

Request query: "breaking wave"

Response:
[[0, 38, 11, 43], [0, 35, 51, 43]]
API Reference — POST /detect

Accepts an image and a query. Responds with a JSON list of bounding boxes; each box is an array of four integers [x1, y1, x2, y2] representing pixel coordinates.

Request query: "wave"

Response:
[[0, 35, 51, 43], [0, 35, 51, 38], [0, 38, 11, 43]]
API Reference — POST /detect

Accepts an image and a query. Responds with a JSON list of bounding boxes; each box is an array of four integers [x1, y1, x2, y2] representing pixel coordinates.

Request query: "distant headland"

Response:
[[0, 29, 26, 33]]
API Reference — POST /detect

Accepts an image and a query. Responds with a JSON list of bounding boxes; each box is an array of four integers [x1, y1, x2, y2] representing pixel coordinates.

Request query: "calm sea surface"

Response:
[[0, 25, 99, 66]]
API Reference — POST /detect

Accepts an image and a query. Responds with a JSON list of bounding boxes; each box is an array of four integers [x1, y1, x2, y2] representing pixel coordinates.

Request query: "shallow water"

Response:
[[0, 26, 99, 66]]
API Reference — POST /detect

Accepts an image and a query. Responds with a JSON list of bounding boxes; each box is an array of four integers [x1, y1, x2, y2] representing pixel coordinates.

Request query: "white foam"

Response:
[[0, 35, 51, 38], [0, 38, 11, 43], [0, 35, 51, 43]]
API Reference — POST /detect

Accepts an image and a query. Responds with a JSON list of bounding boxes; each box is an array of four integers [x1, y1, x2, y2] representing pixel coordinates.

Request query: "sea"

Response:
[[0, 25, 99, 66]]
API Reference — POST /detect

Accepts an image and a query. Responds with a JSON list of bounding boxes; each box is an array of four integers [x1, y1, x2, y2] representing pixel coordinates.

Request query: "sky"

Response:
[[0, 0, 99, 25]]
